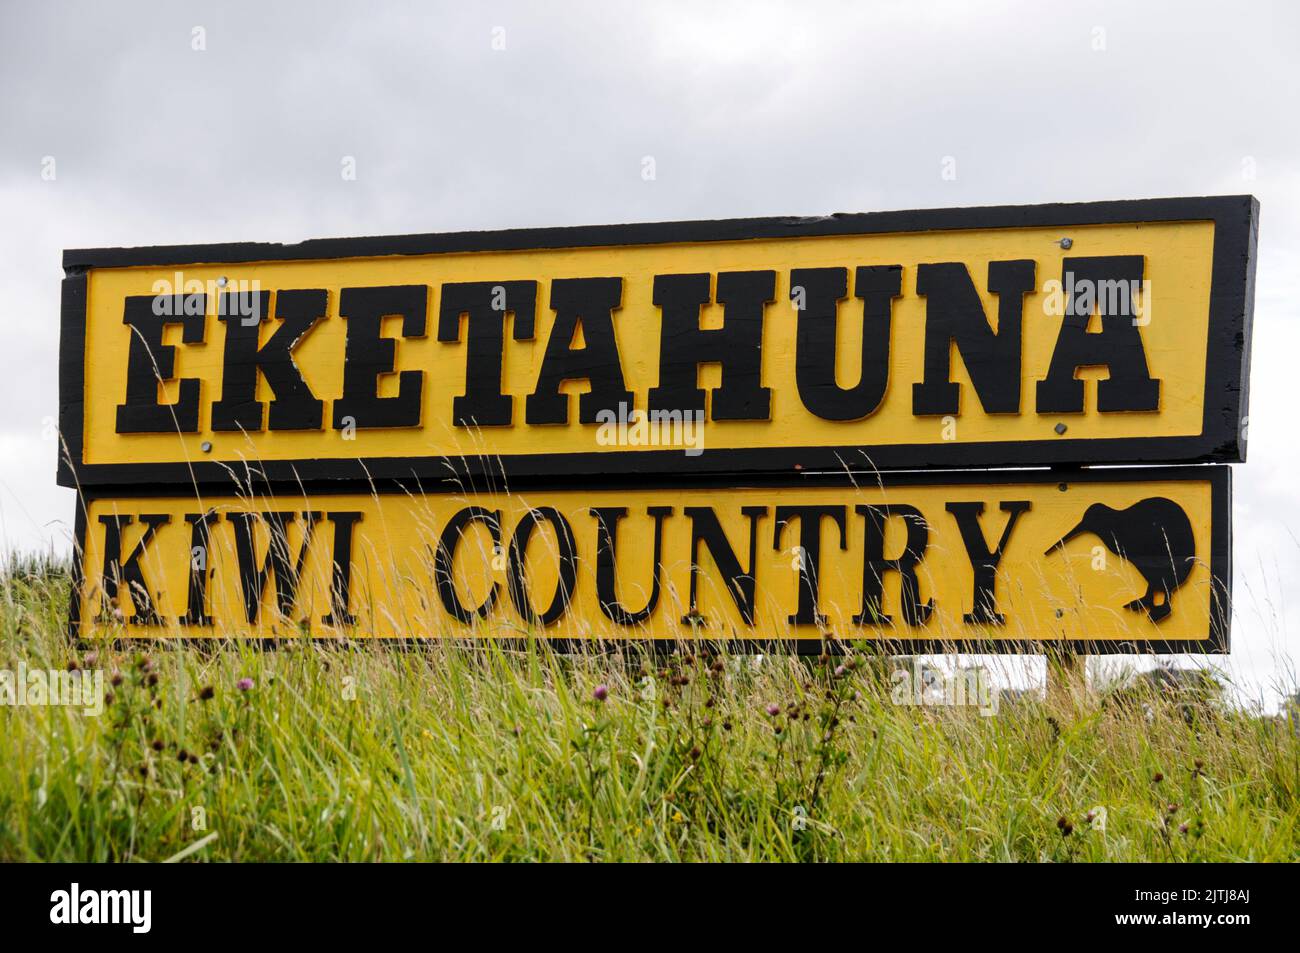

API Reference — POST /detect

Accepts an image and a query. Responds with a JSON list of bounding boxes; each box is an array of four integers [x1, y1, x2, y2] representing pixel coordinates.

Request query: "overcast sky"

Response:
[[1, 0, 1296, 703]]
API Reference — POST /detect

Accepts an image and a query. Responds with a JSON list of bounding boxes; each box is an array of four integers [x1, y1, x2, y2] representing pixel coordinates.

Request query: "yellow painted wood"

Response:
[[77, 475, 1218, 644], [79, 220, 1213, 467]]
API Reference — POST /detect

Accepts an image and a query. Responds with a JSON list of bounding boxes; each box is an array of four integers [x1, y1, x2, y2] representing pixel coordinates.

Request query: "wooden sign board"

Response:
[[72, 467, 1229, 652], [58, 197, 1256, 488]]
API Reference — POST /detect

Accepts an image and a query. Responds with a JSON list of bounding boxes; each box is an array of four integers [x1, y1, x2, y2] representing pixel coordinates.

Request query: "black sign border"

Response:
[[68, 464, 1231, 654], [58, 195, 1257, 489]]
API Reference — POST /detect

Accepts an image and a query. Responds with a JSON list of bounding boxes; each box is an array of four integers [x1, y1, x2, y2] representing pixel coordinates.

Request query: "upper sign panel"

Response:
[[58, 196, 1257, 488]]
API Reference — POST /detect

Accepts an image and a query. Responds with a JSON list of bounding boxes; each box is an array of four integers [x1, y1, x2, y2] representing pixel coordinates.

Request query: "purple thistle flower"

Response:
[[765, 703, 780, 717], [237, 677, 254, 692], [593, 684, 609, 702]]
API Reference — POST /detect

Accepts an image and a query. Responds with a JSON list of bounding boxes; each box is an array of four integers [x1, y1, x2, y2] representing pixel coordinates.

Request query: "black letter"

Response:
[[506, 507, 577, 626], [212, 289, 325, 431], [590, 506, 672, 626], [792, 265, 901, 421], [434, 506, 502, 623], [912, 260, 1036, 415], [683, 506, 767, 626], [854, 505, 933, 627], [525, 278, 632, 425], [322, 511, 363, 627], [332, 285, 428, 429], [945, 501, 1030, 624], [773, 505, 847, 626], [180, 510, 216, 626], [437, 281, 537, 427], [648, 271, 774, 419], [1036, 256, 1159, 413], [115, 295, 205, 433], [97, 513, 170, 624], [227, 511, 319, 625]]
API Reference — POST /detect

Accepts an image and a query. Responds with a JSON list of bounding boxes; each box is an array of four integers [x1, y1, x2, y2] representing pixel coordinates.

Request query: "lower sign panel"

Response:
[[71, 467, 1230, 652]]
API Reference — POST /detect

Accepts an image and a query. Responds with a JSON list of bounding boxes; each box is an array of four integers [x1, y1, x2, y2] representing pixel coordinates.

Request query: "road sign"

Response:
[[58, 196, 1256, 488], [72, 466, 1229, 652]]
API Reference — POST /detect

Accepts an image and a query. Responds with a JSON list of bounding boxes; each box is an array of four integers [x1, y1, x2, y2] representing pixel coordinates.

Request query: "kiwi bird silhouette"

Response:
[[1044, 498, 1195, 623]]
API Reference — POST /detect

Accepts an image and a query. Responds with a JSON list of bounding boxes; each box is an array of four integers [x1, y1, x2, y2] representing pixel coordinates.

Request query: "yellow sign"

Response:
[[73, 468, 1229, 651], [58, 197, 1255, 487]]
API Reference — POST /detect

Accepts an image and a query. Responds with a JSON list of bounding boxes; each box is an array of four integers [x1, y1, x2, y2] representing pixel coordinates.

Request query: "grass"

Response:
[[1, 558, 1298, 862]]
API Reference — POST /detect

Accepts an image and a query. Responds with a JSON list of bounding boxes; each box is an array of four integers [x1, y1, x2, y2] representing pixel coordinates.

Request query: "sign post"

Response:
[[1046, 646, 1087, 707], [57, 196, 1256, 656]]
